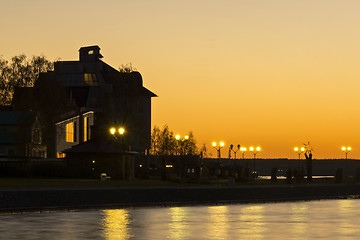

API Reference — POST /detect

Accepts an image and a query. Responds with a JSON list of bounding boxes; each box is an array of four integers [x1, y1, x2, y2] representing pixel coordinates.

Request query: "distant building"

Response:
[[0, 111, 47, 158], [13, 45, 157, 159]]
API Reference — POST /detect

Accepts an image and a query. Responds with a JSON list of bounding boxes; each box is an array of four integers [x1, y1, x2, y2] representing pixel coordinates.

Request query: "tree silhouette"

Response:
[[150, 125, 198, 155], [0, 55, 54, 106]]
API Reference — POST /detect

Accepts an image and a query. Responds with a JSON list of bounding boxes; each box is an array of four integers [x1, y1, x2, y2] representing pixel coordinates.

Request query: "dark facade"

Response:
[[0, 111, 47, 158], [13, 45, 156, 158]]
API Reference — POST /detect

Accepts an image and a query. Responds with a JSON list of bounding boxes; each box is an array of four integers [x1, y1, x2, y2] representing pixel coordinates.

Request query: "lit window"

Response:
[[83, 73, 98, 86], [66, 121, 76, 142], [84, 117, 88, 142], [57, 152, 66, 158], [166, 165, 173, 168]]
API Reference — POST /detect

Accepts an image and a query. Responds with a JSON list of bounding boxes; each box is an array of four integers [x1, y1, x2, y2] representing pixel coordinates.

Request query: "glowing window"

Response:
[[84, 117, 88, 142], [57, 152, 66, 158], [66, 121, 75, 142], [83, 73, 98, 86]]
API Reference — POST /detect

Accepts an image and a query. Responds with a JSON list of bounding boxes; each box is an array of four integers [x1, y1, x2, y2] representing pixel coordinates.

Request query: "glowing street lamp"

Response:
[[110, 128, 116, 135], [240, 147, 247, 159], [249, 146, 261, 178], [250, 146, 261, 159], [212, 141, 225, 158], [294, 147, 305, 160], [341, 146, 351, 159], [110, 127, 125, 136]]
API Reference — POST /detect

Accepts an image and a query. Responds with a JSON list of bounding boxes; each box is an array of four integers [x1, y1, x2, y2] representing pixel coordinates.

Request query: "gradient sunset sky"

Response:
[[2, 0, 360, 158]]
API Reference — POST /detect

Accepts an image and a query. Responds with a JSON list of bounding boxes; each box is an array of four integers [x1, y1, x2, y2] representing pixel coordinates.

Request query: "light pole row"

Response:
[[293, 145, 353, 159], [212, 142, 261, 159]]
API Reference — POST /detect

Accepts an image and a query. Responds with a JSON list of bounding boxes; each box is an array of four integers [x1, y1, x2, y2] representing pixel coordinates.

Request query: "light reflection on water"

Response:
[[1, 199, 360, 239]]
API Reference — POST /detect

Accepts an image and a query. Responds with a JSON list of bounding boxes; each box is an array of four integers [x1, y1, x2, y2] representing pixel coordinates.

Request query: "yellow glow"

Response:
[[208, 206, 229, 239], [102, 209, 131, 239], [294, 147, 299, 152], [184, 135, 189, 140], [238, 205, 265, 237], [166, 164, 173, 168], [212, 142, 217, 147], [7, 2, 360, 159], [169, 207, 187, 240], [347, 147, 352, 151], [249, 146, 254, 151], [119, 128, 125, 135], [139, 164, 142, 167], [220, 141, 225, 147], [342, 146, 346, 151], [241, 147, 247, 152], [175, 135, 180, 140], [256, 146, 261, 152], [301, 147, 305, 152], [92, 160, 95, 164], [83, 116, 88, 142], [66, 121, 75, 142], [110, 128, 116, 135]]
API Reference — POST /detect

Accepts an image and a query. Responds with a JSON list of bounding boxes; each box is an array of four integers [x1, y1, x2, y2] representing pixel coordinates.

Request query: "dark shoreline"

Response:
[[1, 184, 360, 214]]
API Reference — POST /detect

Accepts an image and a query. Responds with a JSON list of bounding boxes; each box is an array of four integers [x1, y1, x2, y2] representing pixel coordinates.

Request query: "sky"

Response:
[[1, 0, 360, 159]]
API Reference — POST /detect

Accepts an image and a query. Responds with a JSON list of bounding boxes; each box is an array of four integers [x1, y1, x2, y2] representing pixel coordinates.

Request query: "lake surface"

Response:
[[1, 199, 360, 239]]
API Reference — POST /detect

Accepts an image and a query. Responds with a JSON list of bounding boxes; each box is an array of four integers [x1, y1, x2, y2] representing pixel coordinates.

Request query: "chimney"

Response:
[[79, 45, 103, 62]]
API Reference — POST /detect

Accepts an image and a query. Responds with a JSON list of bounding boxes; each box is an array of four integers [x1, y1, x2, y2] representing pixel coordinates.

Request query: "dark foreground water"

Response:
[[1, 199, 360, 239]]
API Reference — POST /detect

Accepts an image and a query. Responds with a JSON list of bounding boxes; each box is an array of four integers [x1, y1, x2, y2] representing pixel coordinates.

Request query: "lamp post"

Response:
[[294, 146, 305, 169], [240, 147, 247, 159], [249, 146, 261, 177], [294, 147, 305, 160], [229, 144, 240, 159], [250, 146, 261, 159], [341, 146, 351, 160], [212, 141, 225, 158]]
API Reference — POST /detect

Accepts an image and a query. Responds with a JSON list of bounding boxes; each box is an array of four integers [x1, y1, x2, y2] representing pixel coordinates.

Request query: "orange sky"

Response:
[[1, 0, 360, 158]]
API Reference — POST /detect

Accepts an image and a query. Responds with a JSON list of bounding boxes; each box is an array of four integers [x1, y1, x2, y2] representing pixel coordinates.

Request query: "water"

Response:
[[1, 199, 360, 239]]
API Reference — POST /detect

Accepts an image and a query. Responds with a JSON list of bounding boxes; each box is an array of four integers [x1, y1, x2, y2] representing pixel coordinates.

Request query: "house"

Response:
[[13, 45, 157, 159], [0, 111, 47, 158]]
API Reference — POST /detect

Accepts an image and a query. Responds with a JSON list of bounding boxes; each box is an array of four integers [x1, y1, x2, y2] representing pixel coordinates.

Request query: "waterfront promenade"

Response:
[[1, 182, 360, 213]]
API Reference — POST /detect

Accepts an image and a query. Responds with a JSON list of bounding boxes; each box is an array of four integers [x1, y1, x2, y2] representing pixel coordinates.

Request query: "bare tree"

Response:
[[0, 55, 54, 106], [151, 125, 198, 156], [119, 63, 136, 73]]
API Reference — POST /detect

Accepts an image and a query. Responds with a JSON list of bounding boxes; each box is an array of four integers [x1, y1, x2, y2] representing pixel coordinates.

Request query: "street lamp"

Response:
[[212, 141, 225, 158], [249, 146, 261, 178], [229, 144, 240, 159], [110, 128, 116, 135], [240, 147, 247, 159], [294, 147, 305, 160], [341, 146, 351, 160], [110, 127, 125, 136], [250, 146, 261, 159]]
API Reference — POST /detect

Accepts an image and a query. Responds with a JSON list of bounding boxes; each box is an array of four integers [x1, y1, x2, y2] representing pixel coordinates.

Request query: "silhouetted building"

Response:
[[0, 111, 47, 158], [13, 45, 157, 160]]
